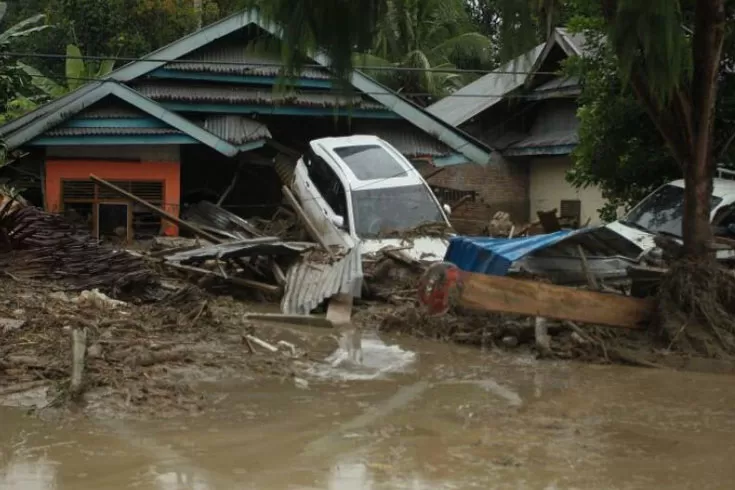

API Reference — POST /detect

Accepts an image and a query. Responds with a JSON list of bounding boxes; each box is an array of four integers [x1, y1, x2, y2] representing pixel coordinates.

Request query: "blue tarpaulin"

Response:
[[444, 228, 597, 276]]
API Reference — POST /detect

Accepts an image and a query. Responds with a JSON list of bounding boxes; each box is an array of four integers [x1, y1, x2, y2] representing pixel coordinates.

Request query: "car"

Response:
[[605, 168, 735, 258], [291, 135, 452, 261]]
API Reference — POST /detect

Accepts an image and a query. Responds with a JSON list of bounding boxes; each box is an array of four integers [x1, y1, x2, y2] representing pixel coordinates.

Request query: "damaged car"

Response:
[[290, 135, 452, 261]]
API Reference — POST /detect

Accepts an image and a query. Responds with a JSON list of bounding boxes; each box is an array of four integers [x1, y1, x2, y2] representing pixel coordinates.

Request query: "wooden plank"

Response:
[[326, 293, 354, 327], [281, 185, 335, 258], [459, 271, 654, 329]]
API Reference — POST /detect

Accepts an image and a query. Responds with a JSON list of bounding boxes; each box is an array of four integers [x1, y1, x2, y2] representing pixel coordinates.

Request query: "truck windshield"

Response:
[[351, 184, 445, 236], [333, 145, 407, 181], [625, 184, 723, 237]]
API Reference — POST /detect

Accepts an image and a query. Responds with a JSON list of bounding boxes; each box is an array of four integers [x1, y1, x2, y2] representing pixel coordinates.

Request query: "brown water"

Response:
[[2, 334, 735, 490]]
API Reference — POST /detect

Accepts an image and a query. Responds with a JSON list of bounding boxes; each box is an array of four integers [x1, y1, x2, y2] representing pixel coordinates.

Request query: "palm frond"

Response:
[[612, 0, 689, 103], [428, 32, 494, 66]]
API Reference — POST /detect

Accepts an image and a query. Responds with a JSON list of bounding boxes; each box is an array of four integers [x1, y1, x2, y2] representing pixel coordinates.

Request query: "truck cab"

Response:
[[606, 169, 735, 257], [291, 135, 452, 261]]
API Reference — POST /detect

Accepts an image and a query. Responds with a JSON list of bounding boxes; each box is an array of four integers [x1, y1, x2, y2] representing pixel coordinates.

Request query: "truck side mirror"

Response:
[[330, 215, 345, 229]]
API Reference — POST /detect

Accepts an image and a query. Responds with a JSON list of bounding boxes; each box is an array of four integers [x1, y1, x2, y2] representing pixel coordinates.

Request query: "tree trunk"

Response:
[[682, 158, 715, 257], [683, 0, 727, 259]]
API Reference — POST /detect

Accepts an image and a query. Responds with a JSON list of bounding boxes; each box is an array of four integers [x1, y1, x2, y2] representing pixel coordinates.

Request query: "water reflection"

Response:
[[328, 462, 374, 490], [0, 456, 57, 490], [152, 468, 210, 490]]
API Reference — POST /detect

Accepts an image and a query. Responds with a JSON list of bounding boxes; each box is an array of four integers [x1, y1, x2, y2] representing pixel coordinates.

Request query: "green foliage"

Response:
[[563, 29, 679, 221], [563, 2, 735, 221], [353, 0, 494, 100], [0, 96, 39, 125], [18, 44, 116, 98], [0, 1, 48, 122]]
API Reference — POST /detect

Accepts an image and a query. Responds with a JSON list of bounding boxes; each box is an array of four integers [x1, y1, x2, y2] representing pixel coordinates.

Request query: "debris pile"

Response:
[[0, 203, 158, 297], [0, 278, 314, 414]]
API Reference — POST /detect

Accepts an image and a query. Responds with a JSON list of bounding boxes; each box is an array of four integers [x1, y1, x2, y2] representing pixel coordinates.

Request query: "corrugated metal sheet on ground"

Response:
[[165, 238, 314, 263], [45, 127, 183, 137], [182, 201, 261, 239], [281, 244, 363, 315], [165, 40, 331, 80], [350, 121, 452, 157], [445, 229, 593, 276], [200, 115, 271, 144], [133, 83, 382, 109]]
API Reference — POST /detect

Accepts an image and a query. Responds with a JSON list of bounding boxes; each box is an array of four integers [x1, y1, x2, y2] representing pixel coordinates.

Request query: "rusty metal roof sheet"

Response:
[[182, 201, 262, 239], [164, 40, 331, 80], [201, 115, 271, 144], [133, 83, 383, 110], [350, 121, 452, 157], [45, 126, 183, 137], [281, 244, 363, 315]]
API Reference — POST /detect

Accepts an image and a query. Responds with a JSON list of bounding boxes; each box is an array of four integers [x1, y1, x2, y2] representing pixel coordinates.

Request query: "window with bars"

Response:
[[60, 180, 166, 240], [62, 180, 164, 203], [560, 199, 582, 226]]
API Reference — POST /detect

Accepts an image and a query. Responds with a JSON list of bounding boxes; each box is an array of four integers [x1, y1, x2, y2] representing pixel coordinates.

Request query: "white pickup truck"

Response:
[[606, 168, 735, 257], [290, 135, 452, 261]]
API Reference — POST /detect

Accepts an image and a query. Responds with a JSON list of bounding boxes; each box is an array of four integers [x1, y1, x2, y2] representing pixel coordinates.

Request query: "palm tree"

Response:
[[354, 0, 494, 103], [19, 44, 115, 98], [251, 0, 729, 263]]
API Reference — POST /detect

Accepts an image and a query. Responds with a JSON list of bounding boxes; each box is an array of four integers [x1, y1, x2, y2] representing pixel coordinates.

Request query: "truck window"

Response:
[[625, 184, 723, 237], [333, 145, 407, 181], [304, 150, 349, 227]]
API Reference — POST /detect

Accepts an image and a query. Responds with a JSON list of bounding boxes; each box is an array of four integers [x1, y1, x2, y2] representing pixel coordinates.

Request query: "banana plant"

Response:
[[19, 44, 115, 98], [0, 2, 48, 48]]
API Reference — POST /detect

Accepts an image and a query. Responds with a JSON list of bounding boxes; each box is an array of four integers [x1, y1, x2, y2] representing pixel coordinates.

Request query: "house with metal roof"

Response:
[[426, 28, 606, 229], [0, 10, 492, 240]]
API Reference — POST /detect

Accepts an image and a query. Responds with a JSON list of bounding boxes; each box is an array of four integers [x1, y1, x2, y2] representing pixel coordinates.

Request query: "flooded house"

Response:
[[0, 10, 492, 242]]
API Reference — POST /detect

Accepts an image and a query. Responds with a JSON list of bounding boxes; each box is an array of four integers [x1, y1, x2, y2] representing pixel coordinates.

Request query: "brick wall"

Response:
[[416, 157, 530, 235]]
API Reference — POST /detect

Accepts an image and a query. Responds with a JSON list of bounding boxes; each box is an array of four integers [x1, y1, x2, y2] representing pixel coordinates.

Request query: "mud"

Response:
[[2, 337, 735, 489], [0, 280, 335, 417]]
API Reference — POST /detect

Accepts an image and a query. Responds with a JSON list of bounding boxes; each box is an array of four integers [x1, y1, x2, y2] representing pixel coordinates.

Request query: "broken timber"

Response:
[[459, 271, 653, 329], [281, 185, 335, 258]]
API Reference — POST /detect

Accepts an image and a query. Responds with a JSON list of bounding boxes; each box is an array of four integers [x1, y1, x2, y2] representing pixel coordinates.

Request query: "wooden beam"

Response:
[[459, 271, 654, 329], [164, 261, 281, 294], [281, 185, 335, 258]]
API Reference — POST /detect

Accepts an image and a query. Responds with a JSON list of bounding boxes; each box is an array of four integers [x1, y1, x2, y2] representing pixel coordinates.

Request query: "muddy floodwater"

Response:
[[2, 333, 735, 489]]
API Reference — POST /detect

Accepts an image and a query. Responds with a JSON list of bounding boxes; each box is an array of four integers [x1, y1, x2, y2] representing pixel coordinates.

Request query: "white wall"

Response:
[[529, 156, 607, 225]]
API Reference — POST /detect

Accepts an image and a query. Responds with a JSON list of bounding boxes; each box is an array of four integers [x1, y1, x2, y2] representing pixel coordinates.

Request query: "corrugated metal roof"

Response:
[[133, 83, 383, 109], [165, 40, 331, 80], [281, 244, 363, 315], [45, 126, 183, 137], [505, 99, 579, 152], [532, 76, 580, 94], [182, 201, 262, 239], [202, 115, 271, 144], [77, 102, 147, 119], [505, 131, 578, 151], [426, 43, 546, 127], [350, 121, 452, 157], [165, 237, 313, 263], [555, 28, 592, 57]]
